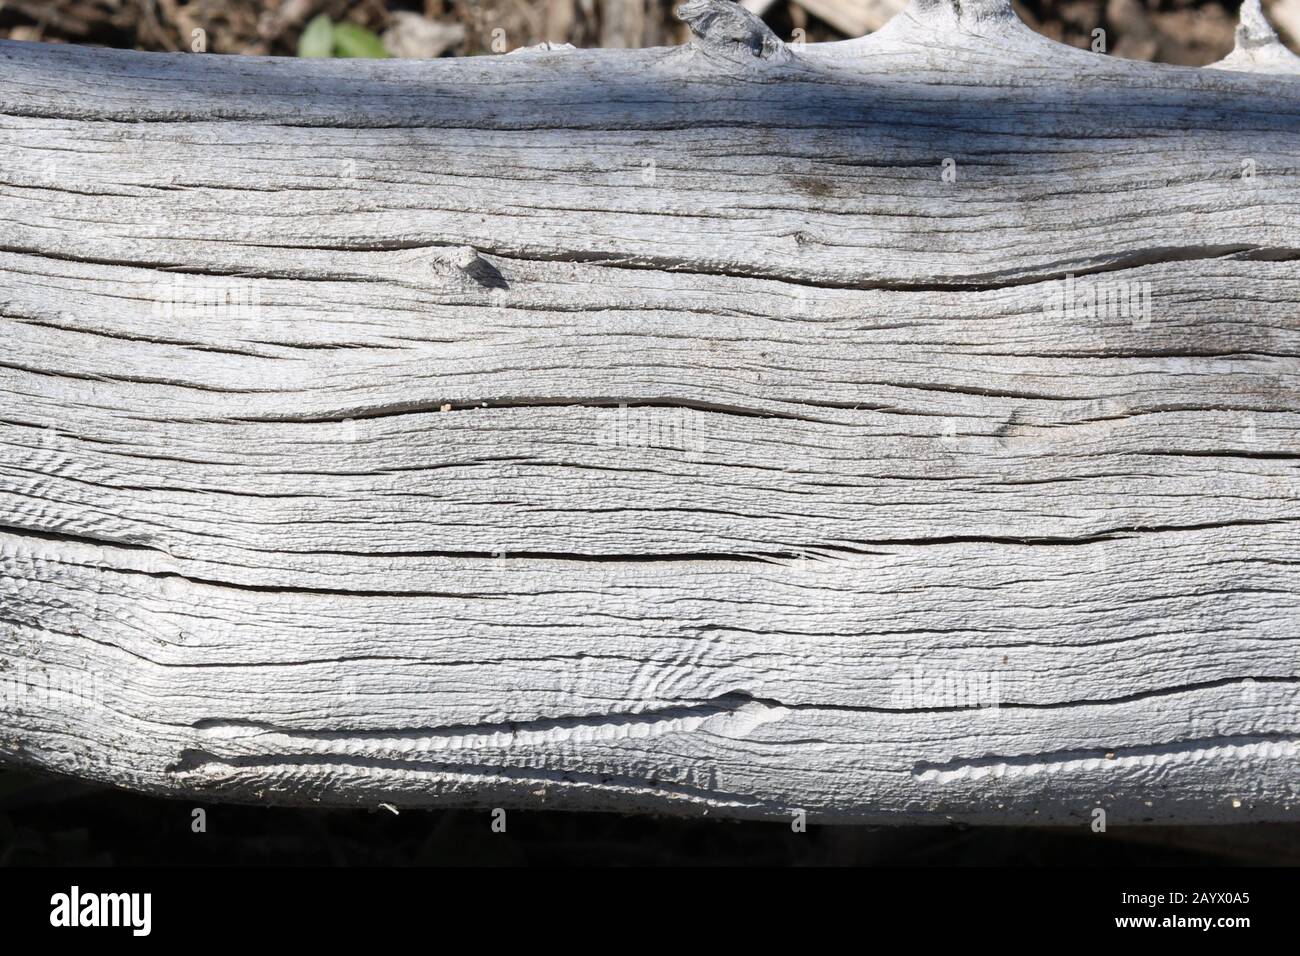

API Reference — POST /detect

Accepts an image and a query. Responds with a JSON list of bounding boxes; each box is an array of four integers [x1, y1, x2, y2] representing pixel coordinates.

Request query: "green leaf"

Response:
[[298, 15, 334, 58], [331, 22, 390, 59]]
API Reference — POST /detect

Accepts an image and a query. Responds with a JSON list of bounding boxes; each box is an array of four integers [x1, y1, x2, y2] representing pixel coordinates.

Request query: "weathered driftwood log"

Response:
[[1, 0, 1298, 823]]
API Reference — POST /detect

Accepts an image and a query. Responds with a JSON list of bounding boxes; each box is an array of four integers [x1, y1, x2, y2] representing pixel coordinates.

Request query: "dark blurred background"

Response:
[[0, 0, 1297, 62]]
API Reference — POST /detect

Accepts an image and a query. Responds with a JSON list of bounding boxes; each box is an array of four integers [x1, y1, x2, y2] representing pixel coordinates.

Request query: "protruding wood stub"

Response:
[[676, 0, 788, 61], [1211, 0, 1300, 72], [909, 0, 1019, 30], [441, 245, 507, 289], [1238, 0, 1281, 50]]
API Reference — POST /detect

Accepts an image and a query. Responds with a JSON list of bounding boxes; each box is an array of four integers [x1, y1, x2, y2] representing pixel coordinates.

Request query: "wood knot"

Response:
[[439, 247, 509, 287], [442, 246, 508, 289], [676, 0, 788, 61]]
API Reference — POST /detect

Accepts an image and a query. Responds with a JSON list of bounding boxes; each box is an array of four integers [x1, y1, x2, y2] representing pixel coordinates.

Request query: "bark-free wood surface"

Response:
[[1, 0, 1298, 822]]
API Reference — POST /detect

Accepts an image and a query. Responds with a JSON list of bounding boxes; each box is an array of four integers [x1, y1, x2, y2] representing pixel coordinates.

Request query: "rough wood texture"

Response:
[[1, 0, 1298, 823]]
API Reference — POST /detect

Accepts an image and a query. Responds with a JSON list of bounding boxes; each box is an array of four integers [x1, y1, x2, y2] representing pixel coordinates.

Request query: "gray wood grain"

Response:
[[1, 0, 1298, 822]]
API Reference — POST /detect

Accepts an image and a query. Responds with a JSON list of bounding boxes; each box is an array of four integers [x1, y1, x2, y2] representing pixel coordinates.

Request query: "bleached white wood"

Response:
[[0, 0, 1298, 822], [1213, 0, 1300, 73]]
